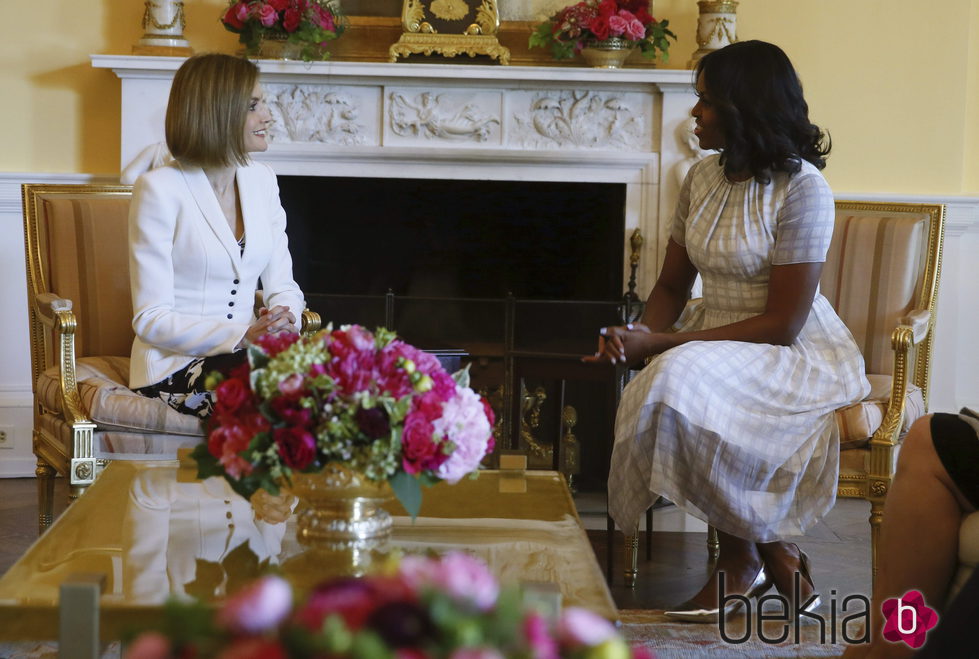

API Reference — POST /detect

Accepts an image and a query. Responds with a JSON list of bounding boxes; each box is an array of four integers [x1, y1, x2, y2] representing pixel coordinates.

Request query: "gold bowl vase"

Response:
[[580, 37, 637, 68], [282, 465, 394, 582], [250, 33, 304, 60], [289, 464, 394, 548]]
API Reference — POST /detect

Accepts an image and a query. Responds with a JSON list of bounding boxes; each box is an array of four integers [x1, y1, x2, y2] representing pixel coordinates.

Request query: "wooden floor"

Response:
[[0, 477, 873, 612]]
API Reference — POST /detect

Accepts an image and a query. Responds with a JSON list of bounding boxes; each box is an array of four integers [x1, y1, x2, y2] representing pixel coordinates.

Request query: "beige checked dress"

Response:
[[609, 155, 870, 542]]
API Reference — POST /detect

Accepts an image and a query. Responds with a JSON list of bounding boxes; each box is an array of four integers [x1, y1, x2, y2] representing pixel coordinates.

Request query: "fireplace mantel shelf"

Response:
[[91, 54, 694, 89]]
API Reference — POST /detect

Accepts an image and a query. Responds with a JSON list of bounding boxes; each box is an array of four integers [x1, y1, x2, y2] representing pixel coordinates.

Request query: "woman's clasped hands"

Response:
[[582, 322, 675, 367], [243, 305, 297, 346]]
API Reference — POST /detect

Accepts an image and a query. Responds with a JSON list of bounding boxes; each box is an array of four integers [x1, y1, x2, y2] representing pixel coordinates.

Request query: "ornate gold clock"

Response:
[[389, 0, 510, 64]]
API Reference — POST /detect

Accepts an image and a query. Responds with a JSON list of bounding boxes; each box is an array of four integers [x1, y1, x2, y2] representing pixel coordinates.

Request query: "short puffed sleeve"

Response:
[[771, 170, 836, 265]]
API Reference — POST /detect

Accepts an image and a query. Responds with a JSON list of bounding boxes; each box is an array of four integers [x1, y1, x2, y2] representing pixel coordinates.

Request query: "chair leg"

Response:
[[36, 459, 56, 534], [645, 506, 653, 560], [869, 497, 884, 589], [707, 524, 719, 563], [624, 524, 639, 588], [606, 514, 615, 583]]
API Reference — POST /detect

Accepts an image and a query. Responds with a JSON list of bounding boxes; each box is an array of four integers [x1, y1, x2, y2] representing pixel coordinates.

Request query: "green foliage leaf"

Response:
[[389, 470, 423, 520], [451, 363, 472, 389]]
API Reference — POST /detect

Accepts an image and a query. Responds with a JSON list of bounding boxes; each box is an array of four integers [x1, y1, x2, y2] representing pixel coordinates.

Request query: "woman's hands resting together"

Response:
[[240, 305, 297, 348], [583, 323, 677, 367]]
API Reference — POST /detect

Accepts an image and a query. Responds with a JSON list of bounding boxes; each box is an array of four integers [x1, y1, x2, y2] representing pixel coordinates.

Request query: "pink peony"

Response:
[[401, 411, 439, 475], [123, 632, 171, 659], [217, 575, 293, 634], [399, 552, 499, 611], [432, 387, 493, 483], [557, 607, 618, 648]]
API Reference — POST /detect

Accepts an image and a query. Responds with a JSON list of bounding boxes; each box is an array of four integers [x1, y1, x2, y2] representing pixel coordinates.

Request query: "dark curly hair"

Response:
[[695, 40, 830, 183]]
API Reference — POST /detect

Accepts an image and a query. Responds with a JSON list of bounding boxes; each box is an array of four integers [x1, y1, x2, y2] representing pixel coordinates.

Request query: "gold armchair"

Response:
[[827, 201, 944, 579], [623, 200, 945, 585], [23, 184, 321, 532]]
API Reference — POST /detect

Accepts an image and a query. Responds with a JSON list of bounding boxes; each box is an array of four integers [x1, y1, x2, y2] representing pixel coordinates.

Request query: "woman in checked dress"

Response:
[[588, 41, 870, 621]]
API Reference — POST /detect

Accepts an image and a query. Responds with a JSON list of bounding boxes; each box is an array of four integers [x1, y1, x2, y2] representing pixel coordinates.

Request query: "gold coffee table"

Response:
[[0, 459, 616, 641]]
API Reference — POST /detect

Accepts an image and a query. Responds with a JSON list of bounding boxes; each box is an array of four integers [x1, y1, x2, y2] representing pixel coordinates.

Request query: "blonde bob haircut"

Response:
[[165, 53, 259, 168]]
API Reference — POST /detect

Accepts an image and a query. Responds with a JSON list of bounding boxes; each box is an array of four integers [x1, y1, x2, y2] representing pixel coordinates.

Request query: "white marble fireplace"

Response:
[[90, 56, 699, 291]]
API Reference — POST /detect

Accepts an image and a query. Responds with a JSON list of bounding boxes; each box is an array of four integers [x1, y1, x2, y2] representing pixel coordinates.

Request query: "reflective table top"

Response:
[[0, 455, 616, 640]]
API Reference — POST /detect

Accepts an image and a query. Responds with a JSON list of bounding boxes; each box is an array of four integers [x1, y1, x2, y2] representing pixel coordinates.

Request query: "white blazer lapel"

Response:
[[178, 163, 242, 271]]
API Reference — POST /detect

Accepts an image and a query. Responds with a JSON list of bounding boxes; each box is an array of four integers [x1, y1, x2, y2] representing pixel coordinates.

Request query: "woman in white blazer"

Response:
[[129, 53, 304, 418]]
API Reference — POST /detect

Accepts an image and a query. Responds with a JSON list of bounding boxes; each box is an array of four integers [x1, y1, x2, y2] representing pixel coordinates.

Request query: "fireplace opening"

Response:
[[280, 177, 627, 301], [278, 176, 631, 491]]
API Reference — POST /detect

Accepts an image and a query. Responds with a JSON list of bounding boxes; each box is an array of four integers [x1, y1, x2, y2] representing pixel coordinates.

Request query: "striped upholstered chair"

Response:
[[22, 183, 321, 532], [623, 200, 945, 586], [824, 200, 945, 579]]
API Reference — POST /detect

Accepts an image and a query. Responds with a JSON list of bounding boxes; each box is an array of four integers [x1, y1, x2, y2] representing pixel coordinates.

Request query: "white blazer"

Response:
[[128, 160, 304, 389]]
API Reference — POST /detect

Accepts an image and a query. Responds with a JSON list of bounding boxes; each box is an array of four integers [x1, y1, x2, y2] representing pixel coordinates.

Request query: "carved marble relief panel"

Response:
[[383, 88, 503, 146], [264, 83, 380, 146], [508, 90, 654, 151]]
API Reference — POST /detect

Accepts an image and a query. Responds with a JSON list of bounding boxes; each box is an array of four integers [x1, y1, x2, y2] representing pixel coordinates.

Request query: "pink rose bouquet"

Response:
[[124, 553, 654, 658], [191, 325, 495, 519], [220, 0, 344, 60], [529, 0, 675, 61]]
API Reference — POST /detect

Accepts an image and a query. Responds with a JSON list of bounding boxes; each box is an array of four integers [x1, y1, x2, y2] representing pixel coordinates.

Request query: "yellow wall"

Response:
[[4, 0, 977, 194]]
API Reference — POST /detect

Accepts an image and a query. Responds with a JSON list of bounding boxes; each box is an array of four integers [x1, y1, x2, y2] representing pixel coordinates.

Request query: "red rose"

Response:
[[274, 427, 317, 469], [214, 376, 252, 415], [267, 0, 289, 11], [282, 8, 301, 32], [223, 2, 249, 30], [597, 0, 617, 19], [588, 15, 611, 40]]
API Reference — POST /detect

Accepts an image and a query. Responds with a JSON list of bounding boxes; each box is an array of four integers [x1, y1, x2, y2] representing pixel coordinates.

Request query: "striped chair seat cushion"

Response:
[[835, 373, 925, 450], [36, 355, 205, 437]]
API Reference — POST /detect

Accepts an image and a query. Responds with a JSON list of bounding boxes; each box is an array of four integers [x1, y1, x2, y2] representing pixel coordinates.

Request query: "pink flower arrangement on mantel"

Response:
[[190, 325, 495, 518], [529, 0, 675, 61], [124, 552, 655, 658], [221, 0, 344, 60]]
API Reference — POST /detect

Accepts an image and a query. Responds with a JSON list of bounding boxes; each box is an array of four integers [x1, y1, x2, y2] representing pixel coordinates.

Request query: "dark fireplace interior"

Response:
[[278, 176, 631, 491]]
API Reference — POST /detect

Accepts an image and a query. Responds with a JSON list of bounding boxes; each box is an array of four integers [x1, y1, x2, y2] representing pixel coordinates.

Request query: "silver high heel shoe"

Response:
[[786, 546, 821, 617], [664, 564, 772, 623]]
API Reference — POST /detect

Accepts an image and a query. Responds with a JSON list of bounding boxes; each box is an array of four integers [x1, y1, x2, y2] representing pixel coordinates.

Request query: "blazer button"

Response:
[[229, 301, 235, 307], [226, 313, 233, 319], [231, 289, 237, 295], [233, 279, 240, 285]]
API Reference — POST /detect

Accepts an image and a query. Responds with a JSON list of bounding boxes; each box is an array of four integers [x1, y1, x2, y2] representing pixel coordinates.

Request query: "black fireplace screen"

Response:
[[278, 176, 634, 492]]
